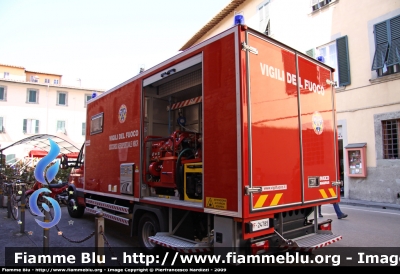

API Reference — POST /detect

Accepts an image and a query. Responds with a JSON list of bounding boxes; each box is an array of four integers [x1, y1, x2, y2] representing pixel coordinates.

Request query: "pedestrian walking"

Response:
[[317, 203, 348, 219], [333, 203, 348, 219], [318, 205, 323, 217]]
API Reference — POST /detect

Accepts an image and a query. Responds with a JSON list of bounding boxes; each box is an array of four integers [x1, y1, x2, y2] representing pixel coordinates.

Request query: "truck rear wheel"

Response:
[[138, 213, 161, 254]]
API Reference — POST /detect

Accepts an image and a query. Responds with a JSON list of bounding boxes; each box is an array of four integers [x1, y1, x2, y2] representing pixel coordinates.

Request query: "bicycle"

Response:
[[4, 179, 25, 220]]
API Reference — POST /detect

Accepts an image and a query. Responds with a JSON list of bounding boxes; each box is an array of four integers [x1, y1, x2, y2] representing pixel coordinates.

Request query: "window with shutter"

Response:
[[314, 36, 350, 87], [387, 16, 400, 67], [264, 20, 270, 36], [23, 119, 39, 134], [372, 21, 389, 70], [311, 0, 335, 12], [258, 0, 270, 35], [57, 91, 68, 106], [84, 94, 92, 107], [0, 117, 4, 133], [336, 36, 351, 86], [306, 48, 315, 58], [0, 86, 6, 101], [26, 89, 39, 103], [57, 120, 66, 133], [35, 120, 39, 134], [317, 42, 339, 85], [371, 15, 400, 76]]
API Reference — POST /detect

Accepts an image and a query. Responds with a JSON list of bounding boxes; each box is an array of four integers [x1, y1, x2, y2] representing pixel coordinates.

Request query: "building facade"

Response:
[[181, 0, 400, 204], [0, 63, 105, 163]]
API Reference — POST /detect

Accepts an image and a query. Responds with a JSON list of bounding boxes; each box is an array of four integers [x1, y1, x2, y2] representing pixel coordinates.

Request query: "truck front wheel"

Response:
[[138, 213, 161, 254]]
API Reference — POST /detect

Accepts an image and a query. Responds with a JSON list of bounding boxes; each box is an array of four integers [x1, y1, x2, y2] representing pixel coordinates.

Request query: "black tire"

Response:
[[10, 194, 19, 220], [138, 213, 162, 254], [67, 198, 85, 218]]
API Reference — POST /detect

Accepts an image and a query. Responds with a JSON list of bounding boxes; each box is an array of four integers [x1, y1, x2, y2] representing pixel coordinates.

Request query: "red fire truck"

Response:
[[66, 24, 342, 255]]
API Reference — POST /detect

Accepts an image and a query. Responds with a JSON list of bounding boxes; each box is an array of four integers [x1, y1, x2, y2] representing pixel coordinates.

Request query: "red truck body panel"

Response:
[[85, 80, 142, 196]]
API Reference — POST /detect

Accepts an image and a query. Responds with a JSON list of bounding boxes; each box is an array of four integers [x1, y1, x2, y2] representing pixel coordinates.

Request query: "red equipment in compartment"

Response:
[[144, 130, 201, 191]]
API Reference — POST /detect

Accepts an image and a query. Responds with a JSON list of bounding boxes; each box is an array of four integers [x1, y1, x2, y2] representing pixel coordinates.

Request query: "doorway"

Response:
[[338, 139, 344, 196]]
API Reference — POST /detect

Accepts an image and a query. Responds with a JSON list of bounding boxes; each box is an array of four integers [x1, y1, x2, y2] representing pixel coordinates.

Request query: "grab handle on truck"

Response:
[[244, 186, 262, 195], [331, 181, 343, 186]]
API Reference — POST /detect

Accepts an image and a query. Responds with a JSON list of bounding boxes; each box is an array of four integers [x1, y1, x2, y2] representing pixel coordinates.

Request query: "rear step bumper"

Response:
[[149, 232, 342, 253], [149, 233, 211, 253], [281, 233, 342, 252]]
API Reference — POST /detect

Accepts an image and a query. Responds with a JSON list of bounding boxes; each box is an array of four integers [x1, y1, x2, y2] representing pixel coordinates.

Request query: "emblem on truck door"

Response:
[[312, 111, 323, 135], [119, 104, 127, 123]]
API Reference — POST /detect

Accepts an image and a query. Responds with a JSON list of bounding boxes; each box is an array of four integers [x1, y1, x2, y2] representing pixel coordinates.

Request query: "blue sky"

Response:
[[0, 0, 230, 90]]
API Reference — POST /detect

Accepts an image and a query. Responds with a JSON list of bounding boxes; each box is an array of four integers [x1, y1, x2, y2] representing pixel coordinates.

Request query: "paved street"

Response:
[[318, 202, 400, 247]]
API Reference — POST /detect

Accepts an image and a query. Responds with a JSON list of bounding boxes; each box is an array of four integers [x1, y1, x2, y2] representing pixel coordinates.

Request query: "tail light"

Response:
[[250, 240, 270, 255], [318, 222, 331, 231]]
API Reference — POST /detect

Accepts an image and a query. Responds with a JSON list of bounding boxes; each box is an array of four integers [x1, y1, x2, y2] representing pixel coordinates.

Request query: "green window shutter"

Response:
[[35, 120, 39, 134], [371, 21, 389, 70], [387, 15, 400, 66], [0, 117, 3, 132], [0, 87, 4, 100], [23, 119, 27, 133], [336, 35, 351, 87], [306, 48, 315, 58]]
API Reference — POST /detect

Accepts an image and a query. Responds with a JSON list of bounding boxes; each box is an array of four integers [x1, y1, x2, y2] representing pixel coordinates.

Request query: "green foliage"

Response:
[[1, 161, 71, 184], [57, 167, 72, 183]]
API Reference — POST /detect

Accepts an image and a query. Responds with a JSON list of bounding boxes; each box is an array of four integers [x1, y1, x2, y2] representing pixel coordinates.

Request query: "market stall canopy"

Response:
[[0, 133, 81, 155]]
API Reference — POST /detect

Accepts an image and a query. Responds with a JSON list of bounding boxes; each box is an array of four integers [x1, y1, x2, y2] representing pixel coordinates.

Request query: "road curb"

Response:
[[340, 199, 400, 211]]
